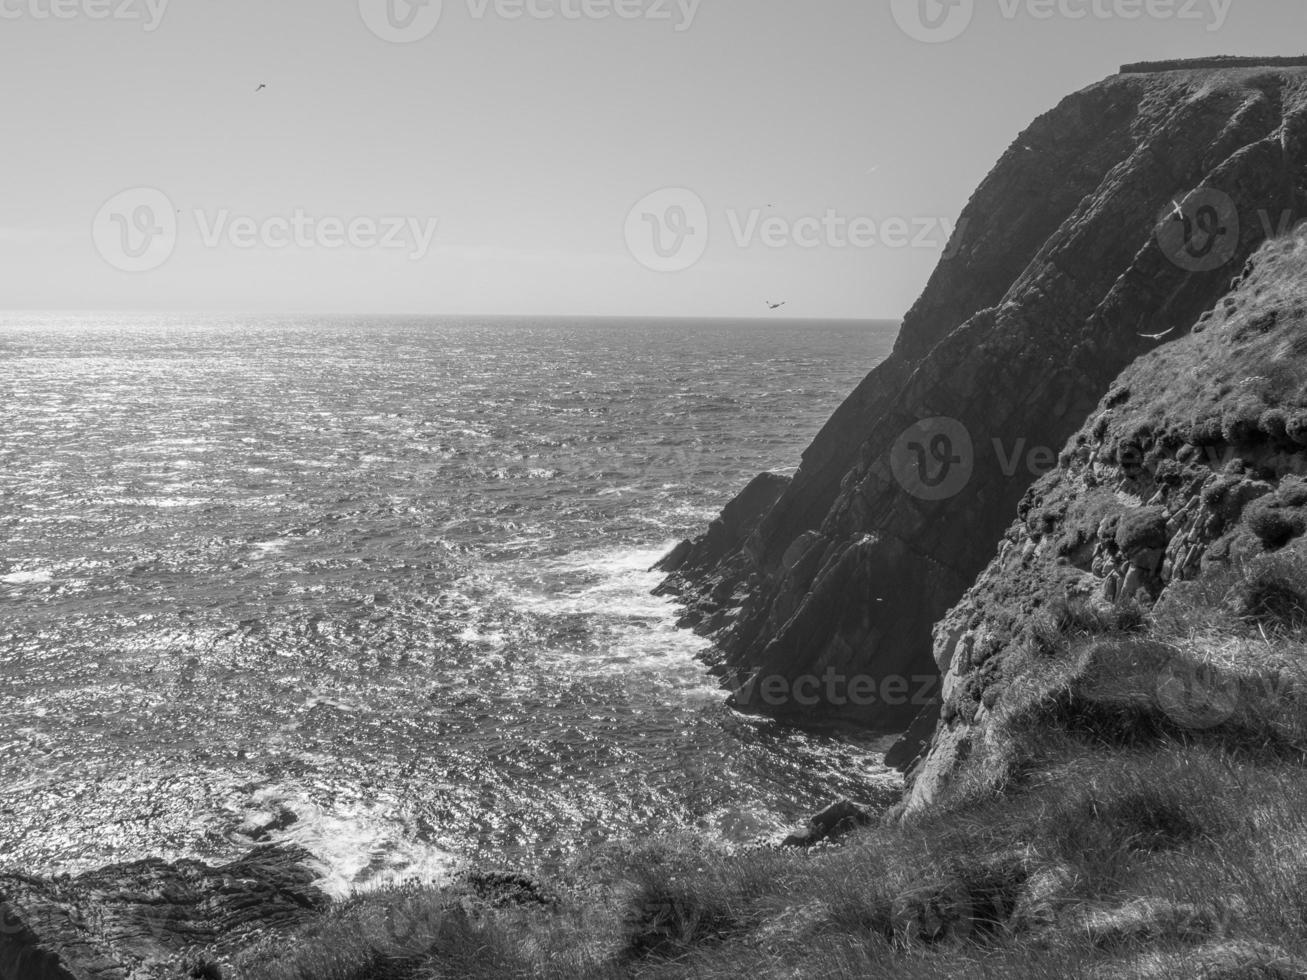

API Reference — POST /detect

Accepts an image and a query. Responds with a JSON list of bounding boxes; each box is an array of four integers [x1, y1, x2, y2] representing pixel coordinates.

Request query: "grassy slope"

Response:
[[227, 590, 1307, 979], [220, 240, 1307, 980]]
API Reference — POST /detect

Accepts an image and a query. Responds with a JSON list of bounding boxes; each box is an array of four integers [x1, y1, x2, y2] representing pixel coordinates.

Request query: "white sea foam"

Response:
[[456, 625, 508, 647], [100, 496, 208, 508], [250, 538, 291, 559], [238, 786, 457, 898], [302, 694, 364, 713], [520, 542, 696, 619], [508, 542, 716, 688], [1, 569, 54, 585]]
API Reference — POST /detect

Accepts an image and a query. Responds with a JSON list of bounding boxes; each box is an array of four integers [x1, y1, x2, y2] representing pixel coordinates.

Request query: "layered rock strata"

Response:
[[660, 64, 1307, 731]]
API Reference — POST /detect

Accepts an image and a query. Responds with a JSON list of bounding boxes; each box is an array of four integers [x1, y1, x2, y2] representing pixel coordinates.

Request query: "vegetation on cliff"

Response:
[[909, 232, 1307, 810], [217, 238, 1307, 980]]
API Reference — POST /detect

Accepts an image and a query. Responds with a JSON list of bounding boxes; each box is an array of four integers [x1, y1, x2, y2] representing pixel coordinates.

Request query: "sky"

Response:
[[1, 0, 1304, 318]]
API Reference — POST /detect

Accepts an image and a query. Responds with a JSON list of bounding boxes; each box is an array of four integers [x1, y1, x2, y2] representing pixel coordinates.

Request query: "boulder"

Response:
[[780, 800, 872, 848], [884, 700, 942, 773]]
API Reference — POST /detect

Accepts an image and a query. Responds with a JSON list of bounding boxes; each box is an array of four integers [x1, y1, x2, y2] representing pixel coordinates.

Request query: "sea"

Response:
[[0, 313, 901, 896]]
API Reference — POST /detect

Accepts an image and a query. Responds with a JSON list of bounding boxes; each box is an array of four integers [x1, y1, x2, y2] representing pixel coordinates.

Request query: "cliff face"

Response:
[[659, 64, 1307, 731], [904, 233, 1307, 811]]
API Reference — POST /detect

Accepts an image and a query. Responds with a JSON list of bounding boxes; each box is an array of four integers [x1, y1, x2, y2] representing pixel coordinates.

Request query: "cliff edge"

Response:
[[659, 62, 1307, 732]]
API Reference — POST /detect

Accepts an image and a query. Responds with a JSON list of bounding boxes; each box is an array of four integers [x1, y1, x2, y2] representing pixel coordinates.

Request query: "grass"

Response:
[[226, 738, 1307, 978], [201, 240, 1307, 980], [1109, 235, 1307, 462], [214, 239, 1307, 979], [210, 546, 1307, 980]]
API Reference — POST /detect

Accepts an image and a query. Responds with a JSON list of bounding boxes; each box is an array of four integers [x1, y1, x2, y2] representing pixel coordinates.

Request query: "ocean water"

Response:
[[0, 313, 901, 895]]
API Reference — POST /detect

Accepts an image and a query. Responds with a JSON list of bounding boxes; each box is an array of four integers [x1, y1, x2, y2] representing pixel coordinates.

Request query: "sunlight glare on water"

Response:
[[0, 313, 902, 895]]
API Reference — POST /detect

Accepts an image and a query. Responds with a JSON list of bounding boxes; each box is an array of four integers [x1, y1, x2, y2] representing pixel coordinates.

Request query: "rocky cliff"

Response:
[[903, 231, 1307, 811], [0, 846, 326, 980], [659, 62, 1307, 732]]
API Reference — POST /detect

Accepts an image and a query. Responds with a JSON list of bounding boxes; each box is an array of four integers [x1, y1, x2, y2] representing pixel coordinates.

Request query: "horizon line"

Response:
[[2, 310, 906, 324]]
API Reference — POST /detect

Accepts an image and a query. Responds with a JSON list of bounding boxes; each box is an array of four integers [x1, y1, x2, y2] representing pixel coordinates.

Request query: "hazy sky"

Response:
[[2, 0, 1303, 318]]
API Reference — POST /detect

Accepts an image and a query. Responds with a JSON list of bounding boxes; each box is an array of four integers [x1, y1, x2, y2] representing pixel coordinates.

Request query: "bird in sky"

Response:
[[766, 301, 787, 311], [255, 83, 268, 93]]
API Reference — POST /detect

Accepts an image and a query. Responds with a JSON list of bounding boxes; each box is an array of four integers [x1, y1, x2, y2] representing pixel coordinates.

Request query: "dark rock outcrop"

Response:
[[457, 871, 558, 910], [658, 472, 792, 579], [1122, 56, 1307, 73], [0, 845, 327, 980], [779, 799, 873, 848], [883, 699, 941, 772], [660, 63, 1307, 732]]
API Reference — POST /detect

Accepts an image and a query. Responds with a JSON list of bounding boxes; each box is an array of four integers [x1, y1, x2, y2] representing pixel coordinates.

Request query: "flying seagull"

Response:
[[1139, 326, 1178, 341], [766, 301, 787, 311], [255, 83, 267, 93]]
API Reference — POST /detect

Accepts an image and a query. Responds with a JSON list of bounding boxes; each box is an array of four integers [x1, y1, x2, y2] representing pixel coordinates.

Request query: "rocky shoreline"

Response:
[[0, 846, 326, 980]]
